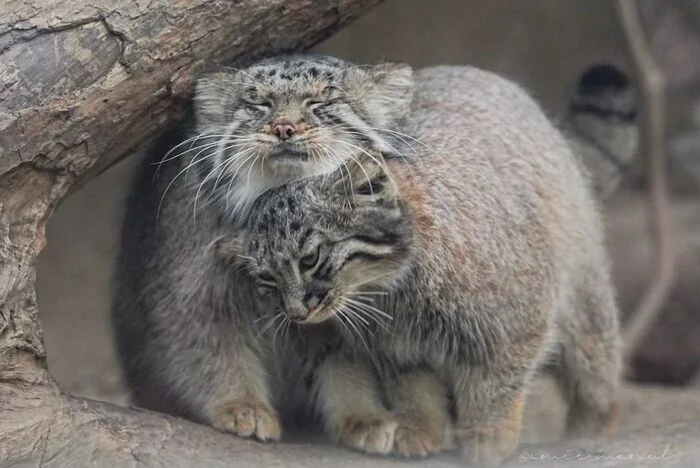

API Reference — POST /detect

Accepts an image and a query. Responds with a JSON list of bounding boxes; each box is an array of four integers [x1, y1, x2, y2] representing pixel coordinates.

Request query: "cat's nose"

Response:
[[287, 309, 307, 321], [304, 290, 327, 312], [272, 119, 296, 140], [284, 299, 308, 322]]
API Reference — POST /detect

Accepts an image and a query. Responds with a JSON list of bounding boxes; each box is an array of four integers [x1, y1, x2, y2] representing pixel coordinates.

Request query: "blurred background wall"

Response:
[[36, 0, 700, 406]]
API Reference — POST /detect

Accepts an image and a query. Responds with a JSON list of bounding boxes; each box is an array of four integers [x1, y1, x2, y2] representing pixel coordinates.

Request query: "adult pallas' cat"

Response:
[[226, 68, 621, 465]]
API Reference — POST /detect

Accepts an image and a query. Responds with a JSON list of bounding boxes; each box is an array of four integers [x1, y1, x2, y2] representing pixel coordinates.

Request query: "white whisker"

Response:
[[346, 290, 389, 296], [211, 145, 258, 195], [369, 126, 444, 163], [316, 142, 355, 202], [337, 307, 371, 352], [192, 146, 255, 221], [259, 312, 282, 334], [344, 297, 393, 321], [352, 271, 393, 288], [224, 149, 261, 210], [156, 148, 219, 222], [338, 127, 417, 176]]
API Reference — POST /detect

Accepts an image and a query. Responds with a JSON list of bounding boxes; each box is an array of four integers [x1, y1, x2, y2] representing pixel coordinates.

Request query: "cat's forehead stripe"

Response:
[[298, 228, 313, 250], [246, 59, 344, 84]]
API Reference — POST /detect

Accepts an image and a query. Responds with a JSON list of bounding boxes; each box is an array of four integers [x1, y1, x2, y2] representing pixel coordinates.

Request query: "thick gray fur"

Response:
[[230, 67, 624, 464], [113, 56, 632, 465], [113, 54, 414, 435]]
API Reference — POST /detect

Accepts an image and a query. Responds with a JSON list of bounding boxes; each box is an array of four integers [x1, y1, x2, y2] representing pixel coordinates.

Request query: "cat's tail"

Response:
[[564, 64, 638, 199]]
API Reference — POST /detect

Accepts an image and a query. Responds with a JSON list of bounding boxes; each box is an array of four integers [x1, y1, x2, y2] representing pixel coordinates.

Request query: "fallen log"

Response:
[[4, 381, 700, 467]]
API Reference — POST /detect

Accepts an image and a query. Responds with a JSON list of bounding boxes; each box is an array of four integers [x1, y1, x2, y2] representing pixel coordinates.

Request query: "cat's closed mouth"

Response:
[[269, 141, 309, 160]]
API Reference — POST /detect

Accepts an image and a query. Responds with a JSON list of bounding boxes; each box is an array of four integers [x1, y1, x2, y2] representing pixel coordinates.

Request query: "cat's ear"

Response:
[[193, 72, 240, 129], [333, 152, 399, 202], [343, 63, 414, 128]]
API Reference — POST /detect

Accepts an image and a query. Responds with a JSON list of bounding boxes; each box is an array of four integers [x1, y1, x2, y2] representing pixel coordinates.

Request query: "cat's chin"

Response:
[[290, 303, 344, 325], [263, 158, 308, 179], [262, 141, 344, 177], [268, 141, 310, 160], [262, 158, 338, 183]]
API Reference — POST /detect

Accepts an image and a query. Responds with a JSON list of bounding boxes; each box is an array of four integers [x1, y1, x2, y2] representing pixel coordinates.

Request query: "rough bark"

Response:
[[3, 383, 700, 467]]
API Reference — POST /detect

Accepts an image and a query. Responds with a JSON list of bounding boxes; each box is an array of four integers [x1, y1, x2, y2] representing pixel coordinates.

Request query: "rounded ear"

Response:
[[193, 72, 240, 129], [372, 62, 414, 96], [342, 63, 414, 128], [332, 152, 399, 202]]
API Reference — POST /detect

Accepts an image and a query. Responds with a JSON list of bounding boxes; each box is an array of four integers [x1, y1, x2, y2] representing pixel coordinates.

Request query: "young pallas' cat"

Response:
[[225, 69, 621, 465]]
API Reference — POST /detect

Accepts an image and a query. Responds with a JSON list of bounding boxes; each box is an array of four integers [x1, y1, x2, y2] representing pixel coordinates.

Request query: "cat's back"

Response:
[[411, 65, 579, 179], [402, 66, 602, 281]]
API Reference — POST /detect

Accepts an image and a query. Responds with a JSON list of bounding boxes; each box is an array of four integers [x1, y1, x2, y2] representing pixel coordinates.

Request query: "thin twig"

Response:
[[616, 0, 675, 360]]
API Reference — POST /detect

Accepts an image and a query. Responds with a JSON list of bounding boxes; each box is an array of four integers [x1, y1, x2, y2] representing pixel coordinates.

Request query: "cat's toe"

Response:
[[211, 399, 282, 442], [338, 413, 398, 455], [394, 423, 443, 458]]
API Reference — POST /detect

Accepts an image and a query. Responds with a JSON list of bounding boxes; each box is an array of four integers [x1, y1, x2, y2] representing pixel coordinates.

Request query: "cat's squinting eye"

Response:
[[322, 85, 340, 95], [304, 99, 323, 107], [257, 272, 276, 285], [356, 178, 385, 196], [242, 99, 272, 110], [299, 245, 321, 271], [305, 86, 341, 107]]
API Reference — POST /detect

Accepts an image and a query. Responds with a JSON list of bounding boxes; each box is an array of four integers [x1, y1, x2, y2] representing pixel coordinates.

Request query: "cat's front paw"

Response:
[[566, 402, 620, 439], [394, 422, 443, 458], [211, 399, 282, 442], [338, 413, 398, 455], [457, 425, 521, 466]]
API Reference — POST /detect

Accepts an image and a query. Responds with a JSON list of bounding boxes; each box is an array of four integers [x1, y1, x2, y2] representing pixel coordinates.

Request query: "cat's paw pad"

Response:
[[211, 399, 281, 442], [394, 423, 442, 458], [338, 414, 398, 455]]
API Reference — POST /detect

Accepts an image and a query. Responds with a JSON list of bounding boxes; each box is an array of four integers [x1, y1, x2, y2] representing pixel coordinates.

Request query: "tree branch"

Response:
[[616, 0, 676, 361]]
